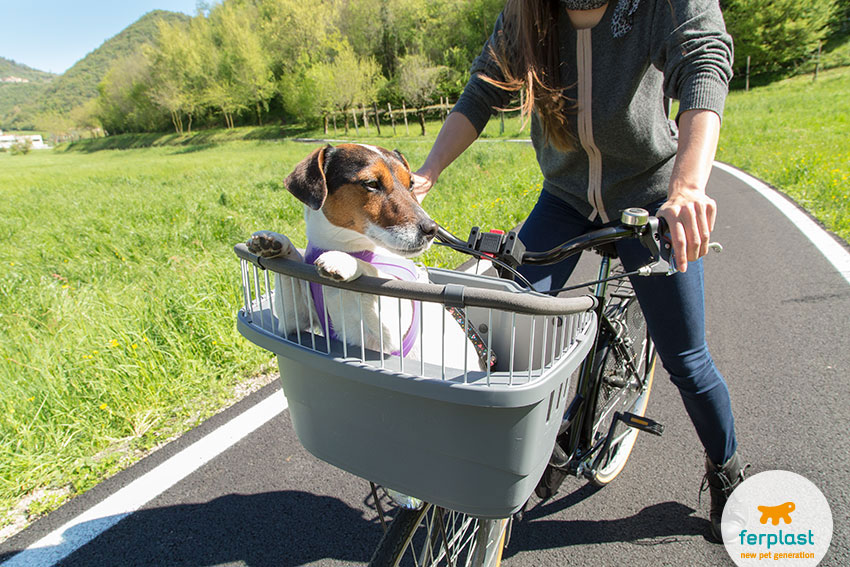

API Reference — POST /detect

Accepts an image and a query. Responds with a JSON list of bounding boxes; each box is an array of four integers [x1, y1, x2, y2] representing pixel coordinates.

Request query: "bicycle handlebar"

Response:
[[436, 207, 678, 276]]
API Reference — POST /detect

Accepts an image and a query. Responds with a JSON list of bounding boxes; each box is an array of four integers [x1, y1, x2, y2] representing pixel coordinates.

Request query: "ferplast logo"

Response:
[[722, 471, 833, 566]]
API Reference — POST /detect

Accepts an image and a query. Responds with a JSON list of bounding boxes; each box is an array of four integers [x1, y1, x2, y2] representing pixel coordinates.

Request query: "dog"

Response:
[[247, 143, 486, 372]]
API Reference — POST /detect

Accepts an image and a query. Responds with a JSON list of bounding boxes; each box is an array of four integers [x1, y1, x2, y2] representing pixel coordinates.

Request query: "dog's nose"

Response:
[[419, 218, 438, 239]]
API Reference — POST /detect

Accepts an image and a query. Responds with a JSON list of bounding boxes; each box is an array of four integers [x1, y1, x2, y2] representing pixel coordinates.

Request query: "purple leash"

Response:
[[304, 245, 421, 357]]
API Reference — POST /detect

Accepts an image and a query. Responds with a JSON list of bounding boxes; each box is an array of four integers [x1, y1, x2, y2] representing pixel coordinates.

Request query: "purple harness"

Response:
[[304, 245, 421, 357]]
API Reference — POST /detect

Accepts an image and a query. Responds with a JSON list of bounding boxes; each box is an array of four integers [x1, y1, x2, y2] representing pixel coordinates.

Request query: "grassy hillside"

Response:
[[2, 10, 189, 130]]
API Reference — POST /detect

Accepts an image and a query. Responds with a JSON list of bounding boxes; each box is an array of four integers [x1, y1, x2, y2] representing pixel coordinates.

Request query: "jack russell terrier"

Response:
[[247, 143, 488, 372]]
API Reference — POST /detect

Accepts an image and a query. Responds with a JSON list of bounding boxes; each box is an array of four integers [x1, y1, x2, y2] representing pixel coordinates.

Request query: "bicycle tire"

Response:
[[369, 503, 508, 567], [586, 274, 656, 487]]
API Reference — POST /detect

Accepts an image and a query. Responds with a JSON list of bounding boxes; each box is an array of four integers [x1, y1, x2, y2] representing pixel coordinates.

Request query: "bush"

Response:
[[8, 139, 32, 155]]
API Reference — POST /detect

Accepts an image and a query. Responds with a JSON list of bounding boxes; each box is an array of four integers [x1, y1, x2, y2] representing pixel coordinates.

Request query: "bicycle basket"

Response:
[[235, 244, 597, 518]]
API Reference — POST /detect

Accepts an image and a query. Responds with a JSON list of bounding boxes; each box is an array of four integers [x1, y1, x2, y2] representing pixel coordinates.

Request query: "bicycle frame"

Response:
[[558, 252, 655, 478]]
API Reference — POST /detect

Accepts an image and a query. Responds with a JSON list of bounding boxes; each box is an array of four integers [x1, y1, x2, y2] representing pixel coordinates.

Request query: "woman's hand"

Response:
[[411, 170, 436, 204], [657, 188, 717, 273], [411, 112, 480, 204]]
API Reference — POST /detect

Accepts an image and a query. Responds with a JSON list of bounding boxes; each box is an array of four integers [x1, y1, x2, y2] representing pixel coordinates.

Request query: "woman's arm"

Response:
[[657, 108, 721, 273], [412, 111, 481, 203]]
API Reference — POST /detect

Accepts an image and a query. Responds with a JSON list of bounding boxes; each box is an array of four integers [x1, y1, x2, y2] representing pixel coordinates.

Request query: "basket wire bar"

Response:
[[528, 316, 535, 381], [486, 309, 492, 386], [241, 260, 253, 321], [307, 283, 316, 351], [264, 271, 273, 331], [290, 278, 301, 346], [339, 291, 347, 359], [509, 312, 516, 385], [441, 307, 446, 381], [398, 297, 404, 374], [463, 311, 469, 383], [252, 266, 264, 330], [323, 285, 331, 354], [420, 303, 425, 377], [358, 293, 365, 361], [378, 298, 384, 368]]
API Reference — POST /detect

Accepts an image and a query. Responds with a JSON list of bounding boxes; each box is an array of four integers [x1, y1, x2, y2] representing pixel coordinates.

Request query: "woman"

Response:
[[412, 0, 746, 542]]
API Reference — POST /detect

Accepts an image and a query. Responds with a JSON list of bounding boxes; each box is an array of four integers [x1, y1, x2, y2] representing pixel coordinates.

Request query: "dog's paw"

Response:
[[246, 231, 298, 259], [315, 251, 361, 282]]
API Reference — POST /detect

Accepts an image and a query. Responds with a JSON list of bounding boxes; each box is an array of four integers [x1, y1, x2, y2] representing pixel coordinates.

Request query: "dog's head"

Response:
[[285, 143, 438, 257]]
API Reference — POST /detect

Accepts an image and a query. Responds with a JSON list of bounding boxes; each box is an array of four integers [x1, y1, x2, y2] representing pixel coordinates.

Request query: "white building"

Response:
[[0, 132, 49, 150]]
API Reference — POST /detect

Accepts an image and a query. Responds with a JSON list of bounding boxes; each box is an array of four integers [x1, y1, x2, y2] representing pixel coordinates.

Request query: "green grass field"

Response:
[[717, 67, 849, 242], [0, 66, 848, 534]]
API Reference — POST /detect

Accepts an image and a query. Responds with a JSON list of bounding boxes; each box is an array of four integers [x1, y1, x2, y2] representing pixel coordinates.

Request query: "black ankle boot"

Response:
[[701, 452, 749, 542]]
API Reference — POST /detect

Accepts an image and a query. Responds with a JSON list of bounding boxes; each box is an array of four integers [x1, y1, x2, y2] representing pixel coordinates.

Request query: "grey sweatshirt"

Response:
[[453, 0, 733, 223]]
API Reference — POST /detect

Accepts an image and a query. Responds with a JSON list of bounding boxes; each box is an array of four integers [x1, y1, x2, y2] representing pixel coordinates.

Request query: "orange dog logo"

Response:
[[757, 501, 795, 525]]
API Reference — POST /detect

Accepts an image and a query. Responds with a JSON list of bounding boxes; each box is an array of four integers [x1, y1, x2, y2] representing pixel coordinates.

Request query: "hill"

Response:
[[0, 57, 55, 83], [0, 58, 56, 129], [1, 10, 189, 131]]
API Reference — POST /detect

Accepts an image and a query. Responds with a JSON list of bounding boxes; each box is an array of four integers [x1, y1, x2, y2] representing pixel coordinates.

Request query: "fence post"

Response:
[[745, 55, 751, 92], [373, 102, 382, 136], [323, 114, 329, 135], [388, 102, 396, 136], [813, 41, 822, 82], [402, 101, 410, 135]]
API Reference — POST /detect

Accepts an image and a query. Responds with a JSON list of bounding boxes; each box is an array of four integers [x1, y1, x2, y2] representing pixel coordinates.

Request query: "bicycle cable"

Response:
[[432, 240, 537, 290], [541, 269, 644, 296]]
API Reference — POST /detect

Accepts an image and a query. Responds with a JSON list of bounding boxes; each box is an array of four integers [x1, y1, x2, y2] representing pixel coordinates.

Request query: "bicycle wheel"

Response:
[[586, 274, 656, 487], [369, 503, 509, 567]]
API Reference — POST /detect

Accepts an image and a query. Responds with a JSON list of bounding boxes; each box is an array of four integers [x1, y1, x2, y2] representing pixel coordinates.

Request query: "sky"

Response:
[[0, 1, 202, 74]]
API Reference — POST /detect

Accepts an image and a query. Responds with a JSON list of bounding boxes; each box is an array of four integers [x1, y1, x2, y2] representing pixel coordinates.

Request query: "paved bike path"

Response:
[[2, 164, 849, 567]]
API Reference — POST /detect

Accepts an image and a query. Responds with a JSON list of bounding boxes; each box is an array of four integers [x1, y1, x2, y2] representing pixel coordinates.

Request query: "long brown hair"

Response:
[[483, 0, 576, 151]]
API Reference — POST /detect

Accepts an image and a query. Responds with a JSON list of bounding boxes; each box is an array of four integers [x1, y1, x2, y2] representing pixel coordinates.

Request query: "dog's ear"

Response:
[[393, 149, 411, 172], [285, 145, 330, 210]]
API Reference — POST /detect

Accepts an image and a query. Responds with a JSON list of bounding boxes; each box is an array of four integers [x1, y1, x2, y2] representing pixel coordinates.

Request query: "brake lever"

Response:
[[644, 217, 722, 276]]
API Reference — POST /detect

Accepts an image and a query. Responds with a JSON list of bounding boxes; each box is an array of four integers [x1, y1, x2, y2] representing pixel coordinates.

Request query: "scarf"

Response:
[[561, 0, 643, 38]]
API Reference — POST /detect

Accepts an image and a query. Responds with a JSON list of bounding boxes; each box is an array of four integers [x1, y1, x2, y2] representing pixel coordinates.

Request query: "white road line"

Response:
[[713, 162, 850, 287], [1, 390, 288, 567]]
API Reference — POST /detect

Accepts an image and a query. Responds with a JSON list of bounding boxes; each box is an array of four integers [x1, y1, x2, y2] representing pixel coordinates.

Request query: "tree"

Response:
[[283, 41, 384, 129], [146, 18, 205, 133], [96, 53, 168, 133], [723, 0, 838, 74], [397, 54, 446, 135]]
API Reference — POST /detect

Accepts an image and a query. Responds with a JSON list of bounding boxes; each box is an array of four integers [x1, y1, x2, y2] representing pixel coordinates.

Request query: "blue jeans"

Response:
[[517, 190, 737, 465]]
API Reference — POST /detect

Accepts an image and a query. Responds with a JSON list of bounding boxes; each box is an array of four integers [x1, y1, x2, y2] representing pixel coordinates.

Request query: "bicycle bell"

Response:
[[621, 208, 649, 227]]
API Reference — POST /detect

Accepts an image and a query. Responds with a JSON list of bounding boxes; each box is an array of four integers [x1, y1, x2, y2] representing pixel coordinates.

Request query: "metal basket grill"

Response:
[[235, 244, 597, 518]]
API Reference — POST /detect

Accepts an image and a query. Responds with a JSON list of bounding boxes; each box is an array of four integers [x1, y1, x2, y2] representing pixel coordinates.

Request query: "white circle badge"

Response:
[[721, 470, 833, 566]]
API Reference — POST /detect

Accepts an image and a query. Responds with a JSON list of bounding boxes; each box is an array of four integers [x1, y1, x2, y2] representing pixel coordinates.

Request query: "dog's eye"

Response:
[[363, 180, 381, 192]]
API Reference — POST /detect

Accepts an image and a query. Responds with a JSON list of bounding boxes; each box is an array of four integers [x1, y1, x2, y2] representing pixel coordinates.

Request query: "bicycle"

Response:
[[235, 207, 697, 567]]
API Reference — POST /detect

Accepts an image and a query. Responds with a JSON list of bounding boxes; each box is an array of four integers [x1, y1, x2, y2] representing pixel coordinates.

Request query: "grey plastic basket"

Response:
[[235, 244, 597, 518]]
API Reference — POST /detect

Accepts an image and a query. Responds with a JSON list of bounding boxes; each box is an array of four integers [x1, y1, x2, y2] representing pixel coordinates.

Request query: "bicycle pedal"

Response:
[[620, 412, 664, 436]]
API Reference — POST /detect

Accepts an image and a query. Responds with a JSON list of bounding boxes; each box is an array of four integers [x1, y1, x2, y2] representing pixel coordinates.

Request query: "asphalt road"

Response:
[[2, 164, 849, 567]]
